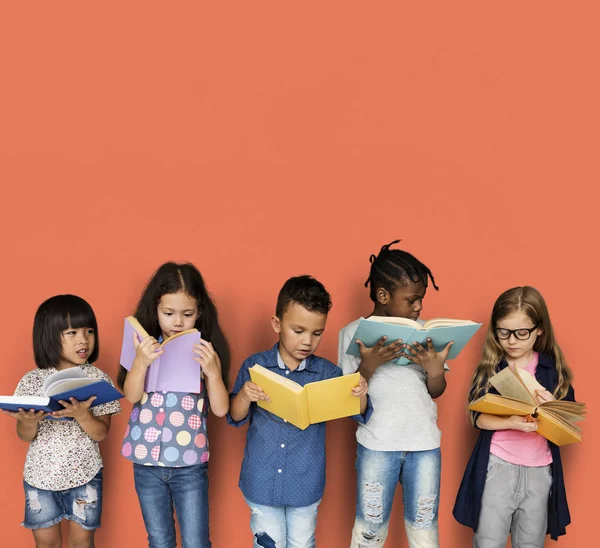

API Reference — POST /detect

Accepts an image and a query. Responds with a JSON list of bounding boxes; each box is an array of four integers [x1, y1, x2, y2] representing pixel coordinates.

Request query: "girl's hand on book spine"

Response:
[[241, 382, 270, 403], [357, 337, 404, 368], [508, 415, 538, 432], [133, 333, 163, 368], [2, 409, 47, 422], [193, 339, 222, 380]]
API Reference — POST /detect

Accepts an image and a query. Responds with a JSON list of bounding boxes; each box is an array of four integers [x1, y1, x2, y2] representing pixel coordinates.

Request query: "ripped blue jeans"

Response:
[[351, 444, 441, 548], [244, 496, 320, 548], [23, 469, 103, 531]]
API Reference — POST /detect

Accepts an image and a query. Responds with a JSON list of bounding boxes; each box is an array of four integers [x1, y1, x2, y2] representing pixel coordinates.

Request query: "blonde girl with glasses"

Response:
[[453, 286, 577, 548]]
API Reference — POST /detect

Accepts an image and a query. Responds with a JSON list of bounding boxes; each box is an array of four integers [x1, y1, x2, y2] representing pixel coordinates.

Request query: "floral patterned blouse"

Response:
[[14, 364, 122, 491]]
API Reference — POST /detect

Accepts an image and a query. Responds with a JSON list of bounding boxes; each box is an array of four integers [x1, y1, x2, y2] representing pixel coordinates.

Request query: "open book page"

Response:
[[421, 318, 480, 329], [367, 316, 421, 329], [536, 411, 582, 445], [539, 400, 586, 423], [162, 328, 198, 345], [45, 378, 99, 397], [369, 316, 479, 330], [42, 368, 86, 394], [489, 366, 537, 406]]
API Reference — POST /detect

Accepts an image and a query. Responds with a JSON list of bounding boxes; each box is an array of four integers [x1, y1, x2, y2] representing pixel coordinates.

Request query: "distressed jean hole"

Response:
[[413, 494, 436, 529], [362, 482, 384, 524], [26, 490, 42, 514]]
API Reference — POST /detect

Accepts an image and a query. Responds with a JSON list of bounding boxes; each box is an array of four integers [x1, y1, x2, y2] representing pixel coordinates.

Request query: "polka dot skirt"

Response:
[[122, 390, 209, 467]]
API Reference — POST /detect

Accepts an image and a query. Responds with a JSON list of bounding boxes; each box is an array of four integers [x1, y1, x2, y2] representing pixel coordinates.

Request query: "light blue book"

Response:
[[345, 316, 482, 366]]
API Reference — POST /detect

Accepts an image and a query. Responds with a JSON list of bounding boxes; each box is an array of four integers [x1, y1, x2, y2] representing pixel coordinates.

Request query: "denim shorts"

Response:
[[23, 469, 103, 531]]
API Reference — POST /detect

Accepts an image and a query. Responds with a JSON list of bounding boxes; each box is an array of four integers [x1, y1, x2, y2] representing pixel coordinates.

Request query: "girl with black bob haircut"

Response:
[[5, 294, 121, 547]]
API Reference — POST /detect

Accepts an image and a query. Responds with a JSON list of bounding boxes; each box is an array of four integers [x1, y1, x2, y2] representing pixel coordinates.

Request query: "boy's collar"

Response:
[[263, 343, 320, 372]]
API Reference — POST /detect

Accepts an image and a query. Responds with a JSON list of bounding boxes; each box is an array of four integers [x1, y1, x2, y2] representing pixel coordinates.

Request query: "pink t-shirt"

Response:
[[490, 352, 553, 467]]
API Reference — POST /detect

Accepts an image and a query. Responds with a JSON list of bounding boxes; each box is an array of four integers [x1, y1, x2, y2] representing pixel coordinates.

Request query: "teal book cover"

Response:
[[345, 318, 482, 366]]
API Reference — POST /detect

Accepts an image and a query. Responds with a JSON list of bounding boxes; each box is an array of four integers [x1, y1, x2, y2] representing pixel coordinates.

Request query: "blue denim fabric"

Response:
[[133, 462, 210, 548], [350, 444, 441, 547], [23, 469, 103, 531], [244, 496, 321, 548], [228, 344, 372, 507]]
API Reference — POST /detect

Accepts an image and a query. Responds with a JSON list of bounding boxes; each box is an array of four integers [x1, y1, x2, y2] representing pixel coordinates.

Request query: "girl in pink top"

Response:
[[458, 286, 576, 548]]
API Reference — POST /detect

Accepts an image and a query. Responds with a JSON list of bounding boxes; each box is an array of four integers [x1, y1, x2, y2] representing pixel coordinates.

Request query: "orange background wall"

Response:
[[0, 2, 598, 547]]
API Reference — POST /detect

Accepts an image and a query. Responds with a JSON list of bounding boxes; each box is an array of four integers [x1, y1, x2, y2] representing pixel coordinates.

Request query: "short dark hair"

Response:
[[33, 295, 99, 368], [275, 275, 332, 318], [365, 239, 438, 302]]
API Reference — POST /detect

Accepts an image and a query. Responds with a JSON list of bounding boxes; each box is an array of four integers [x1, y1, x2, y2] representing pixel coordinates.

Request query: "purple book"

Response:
[[119, 317, 203, 394]]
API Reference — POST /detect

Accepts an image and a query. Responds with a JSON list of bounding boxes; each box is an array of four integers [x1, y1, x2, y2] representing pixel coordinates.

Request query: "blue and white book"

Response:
[[0, 367, 123, 413], [345, 316, 482, 366]]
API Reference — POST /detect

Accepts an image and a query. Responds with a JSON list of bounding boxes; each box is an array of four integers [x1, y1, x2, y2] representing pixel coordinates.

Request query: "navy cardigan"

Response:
[[453, 353, 575, 541]]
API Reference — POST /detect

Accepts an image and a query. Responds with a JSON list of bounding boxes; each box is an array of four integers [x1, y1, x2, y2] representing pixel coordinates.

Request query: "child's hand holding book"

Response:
[[132, 332, 164, 369], [241, 381, 271, 403]]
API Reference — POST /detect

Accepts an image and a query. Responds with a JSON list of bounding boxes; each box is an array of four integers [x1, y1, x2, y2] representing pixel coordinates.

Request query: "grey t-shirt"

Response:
[[338, 318, 442, 451]]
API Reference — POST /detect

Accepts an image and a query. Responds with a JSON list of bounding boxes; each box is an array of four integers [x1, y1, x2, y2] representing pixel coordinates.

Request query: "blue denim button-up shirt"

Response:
[[228, 343, 372, 507]]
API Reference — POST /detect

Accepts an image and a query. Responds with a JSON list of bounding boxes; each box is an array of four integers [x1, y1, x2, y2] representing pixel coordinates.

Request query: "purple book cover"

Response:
[[119, 318, 203, 394]]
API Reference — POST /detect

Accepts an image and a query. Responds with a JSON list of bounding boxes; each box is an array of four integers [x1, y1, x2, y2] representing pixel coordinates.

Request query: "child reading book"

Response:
[[454, 286, 578, 546], [338, 240, 454, 548], [1, 295, 121, 547], [228, 275, 370, 547], [116, 262, 230, 548]]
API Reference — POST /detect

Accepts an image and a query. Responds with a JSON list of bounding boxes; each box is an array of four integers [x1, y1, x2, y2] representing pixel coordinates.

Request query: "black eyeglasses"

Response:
[[495, 324, 539, 341]]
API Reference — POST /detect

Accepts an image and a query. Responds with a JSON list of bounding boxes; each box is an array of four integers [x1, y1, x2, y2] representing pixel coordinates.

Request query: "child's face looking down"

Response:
[[495, 311, 542, 363], [376, 280, 426, 320], [58, 326, 96, 369], [157, 291, 199, 340], [271, 302, 327, 369]]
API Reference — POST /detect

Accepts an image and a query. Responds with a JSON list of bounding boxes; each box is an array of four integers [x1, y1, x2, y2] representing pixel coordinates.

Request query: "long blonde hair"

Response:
[[469, 287, 573, 421]]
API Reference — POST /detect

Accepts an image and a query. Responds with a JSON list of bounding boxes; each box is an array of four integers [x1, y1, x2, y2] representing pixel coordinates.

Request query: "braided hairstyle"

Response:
[[365, 239, 438, 302]]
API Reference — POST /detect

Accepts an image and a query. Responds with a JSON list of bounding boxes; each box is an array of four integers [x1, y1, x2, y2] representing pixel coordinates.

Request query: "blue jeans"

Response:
[[244, 496, 321, 548], [350, 444, 441, 548], [133, 463, 211, 548], [23, 470, 103, 531]]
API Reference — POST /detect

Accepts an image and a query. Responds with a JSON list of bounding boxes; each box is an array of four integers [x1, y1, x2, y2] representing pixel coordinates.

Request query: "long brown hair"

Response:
[[469, 286, 573, 422], [116, 262, 230, 390]]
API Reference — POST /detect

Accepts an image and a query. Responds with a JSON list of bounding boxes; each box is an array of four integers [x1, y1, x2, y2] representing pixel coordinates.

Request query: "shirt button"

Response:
[[283, 419, 287, 423], [277, 468, 282, 473], [285, 370, 290, 375], [280, 443, 285, 448]]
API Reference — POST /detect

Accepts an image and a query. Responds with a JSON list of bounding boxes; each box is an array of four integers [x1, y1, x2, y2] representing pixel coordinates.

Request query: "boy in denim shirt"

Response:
[[228, 275, 371, 547]]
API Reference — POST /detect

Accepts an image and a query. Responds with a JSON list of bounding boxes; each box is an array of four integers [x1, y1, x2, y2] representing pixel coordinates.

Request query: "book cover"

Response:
[[249, 364, 360, 430], [0, 370, 123, 414], [119, 316, 203, 394], [345, 317, 481, 365]]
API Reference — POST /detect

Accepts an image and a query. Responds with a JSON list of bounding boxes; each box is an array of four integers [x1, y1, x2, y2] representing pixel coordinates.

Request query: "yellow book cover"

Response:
[[249, 364, 360, 430], [468, 366, 586, 446]]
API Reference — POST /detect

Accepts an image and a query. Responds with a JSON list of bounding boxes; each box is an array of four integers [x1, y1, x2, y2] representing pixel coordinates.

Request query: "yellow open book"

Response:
[[469, 366, 586, 446], [249, 364, 360, 430]]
